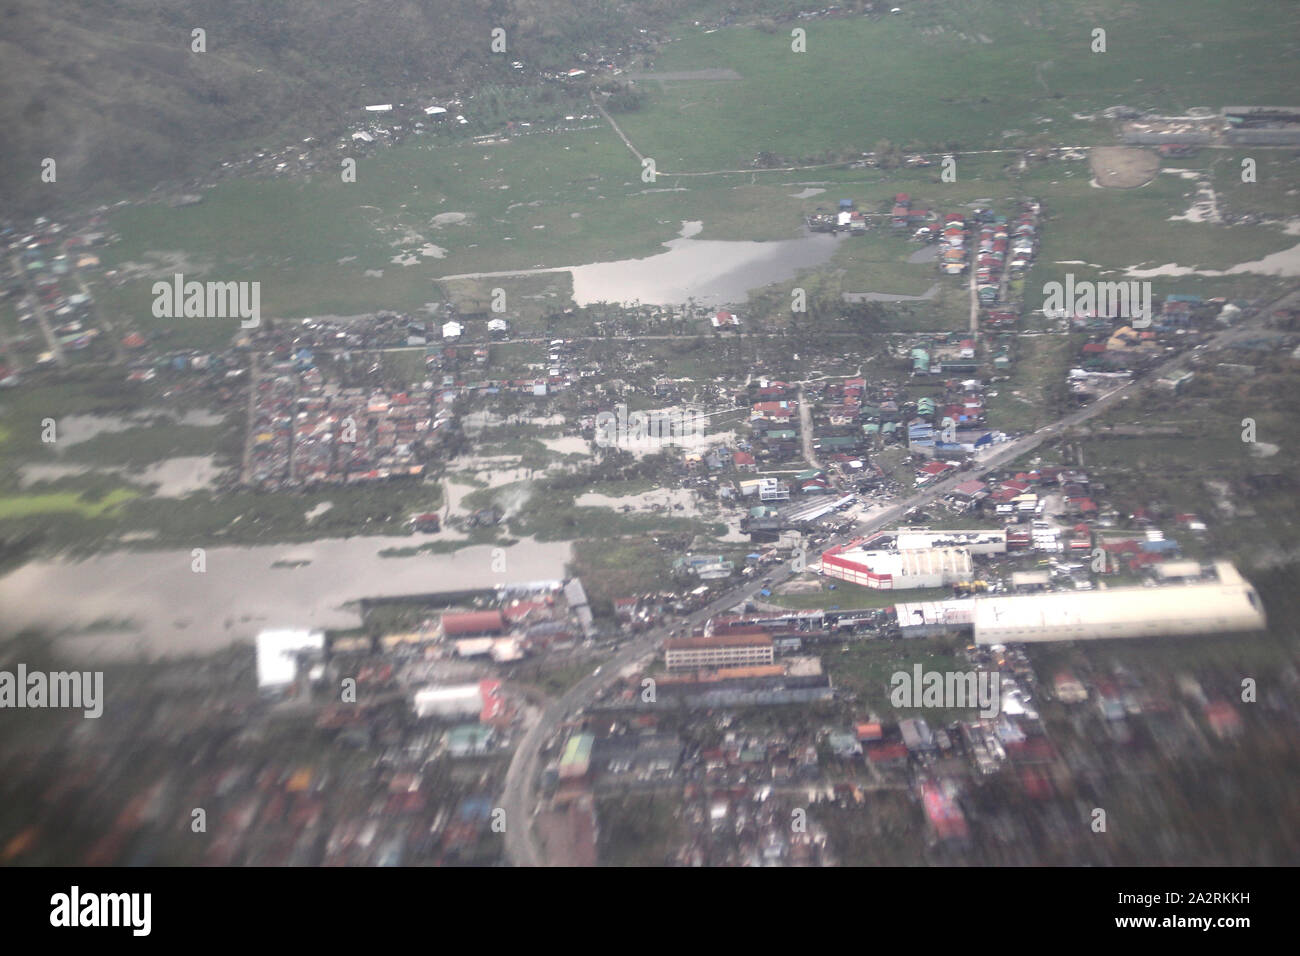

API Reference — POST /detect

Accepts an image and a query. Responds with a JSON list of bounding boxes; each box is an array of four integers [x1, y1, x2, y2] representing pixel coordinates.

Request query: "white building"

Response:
[[895, 529, 1007, 555], [664, 634, 774, 671], [414, 683, 486, 719], [822, 544, 973, 590], [255, 629, 325, 693], [973, 563, 1265, 643], [895, 600, 975, 635]]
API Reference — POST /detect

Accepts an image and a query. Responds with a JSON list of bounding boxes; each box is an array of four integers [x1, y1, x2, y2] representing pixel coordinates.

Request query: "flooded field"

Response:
[[0, 535, 573, 658], [439, 221, 841, 306], [52, 409, 224, 447], [1124, 239, 1300, 278]]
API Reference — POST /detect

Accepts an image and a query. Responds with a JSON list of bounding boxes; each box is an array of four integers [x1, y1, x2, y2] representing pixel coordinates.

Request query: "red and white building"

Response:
[[820, 541, 973, 590]]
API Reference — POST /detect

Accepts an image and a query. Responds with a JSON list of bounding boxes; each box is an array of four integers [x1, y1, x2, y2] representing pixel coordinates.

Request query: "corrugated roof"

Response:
[[974, 568, 1264, 642]]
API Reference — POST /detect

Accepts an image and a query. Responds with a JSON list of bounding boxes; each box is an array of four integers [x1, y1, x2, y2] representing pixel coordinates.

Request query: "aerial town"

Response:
[[1, 0, 1298, 892]]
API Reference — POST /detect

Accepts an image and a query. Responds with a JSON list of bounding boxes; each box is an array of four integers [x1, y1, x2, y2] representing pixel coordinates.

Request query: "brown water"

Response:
[[0, 536, 572, 659]]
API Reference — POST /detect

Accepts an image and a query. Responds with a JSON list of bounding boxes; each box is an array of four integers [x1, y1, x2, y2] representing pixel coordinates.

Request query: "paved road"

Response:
[[798, 385, 820, 469], [499, 287, 1297, 866]]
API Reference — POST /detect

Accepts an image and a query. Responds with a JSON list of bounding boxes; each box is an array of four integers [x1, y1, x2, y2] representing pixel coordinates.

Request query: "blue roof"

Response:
[[1141, 539, 1180, 553], [457, 796, 495, 823]]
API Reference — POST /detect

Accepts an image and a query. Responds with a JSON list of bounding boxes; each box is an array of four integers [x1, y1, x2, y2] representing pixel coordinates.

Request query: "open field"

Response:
[[822, 635, 977, 726], [620, 0, 1300, 171], [65, 0, 1297, 354], [1065, 350, 1300, 569], [982, 333, 1074, 433], [0, 488, 138, 520]]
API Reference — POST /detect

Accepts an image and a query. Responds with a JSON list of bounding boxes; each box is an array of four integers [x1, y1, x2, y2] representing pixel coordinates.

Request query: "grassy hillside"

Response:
[[0, 0, 700, 217]]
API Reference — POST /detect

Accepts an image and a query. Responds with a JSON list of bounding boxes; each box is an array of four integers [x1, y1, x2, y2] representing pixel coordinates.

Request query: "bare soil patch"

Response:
[[1090, 147, 1160, 188]]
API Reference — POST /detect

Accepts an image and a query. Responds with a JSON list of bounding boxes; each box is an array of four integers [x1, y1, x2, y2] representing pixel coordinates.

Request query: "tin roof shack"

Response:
[[899, 717, 936, 753], [590, 732, 683, 780]]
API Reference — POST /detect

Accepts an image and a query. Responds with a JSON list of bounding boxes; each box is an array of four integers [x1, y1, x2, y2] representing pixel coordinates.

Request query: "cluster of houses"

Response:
[[745, 380, 802, 464], [933, 209, 968, 276], [891, 192, 935, 234], [807, 198, 870, 234], [1073, 295, 1241, 379], [1, 219, 112, 377], [247, 346, 447, 490], [350, 100, 468, 148], [933, 464, 1207, 576]]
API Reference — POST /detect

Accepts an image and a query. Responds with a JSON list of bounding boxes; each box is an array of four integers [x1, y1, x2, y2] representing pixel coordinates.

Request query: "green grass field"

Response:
[[74, 0, 1297, 350], [983, 333, 1073, 433], [621, 1, 1300, 171], [0, 488, 138, 519]]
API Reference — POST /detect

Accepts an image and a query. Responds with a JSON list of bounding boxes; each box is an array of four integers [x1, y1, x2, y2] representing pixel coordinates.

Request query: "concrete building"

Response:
[[255, 629, 325, 693], [895, 600, 975, 636], [899, 717, 936, 752], [559, 732, 595, 780], [821, 543, 973, 590], [973, 563, 1265, 643], [413, 680, 503, 720], [895, 529, 1007, 555], [664, 633, 774, 671], [1010, 570, 1052, 592]]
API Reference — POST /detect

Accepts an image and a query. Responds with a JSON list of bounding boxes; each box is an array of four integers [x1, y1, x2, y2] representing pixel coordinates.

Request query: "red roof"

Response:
[[866, 743, 909, 763], [856, 722, 883, 741], [1103, 539, 1140, 553], [441, 610, 507, 637]]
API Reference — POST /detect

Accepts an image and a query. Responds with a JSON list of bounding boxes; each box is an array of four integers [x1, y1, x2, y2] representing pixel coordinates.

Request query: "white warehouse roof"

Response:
[[413, 684, 483, 718], [841, 547, 973, 580], [973, 565, 1265, 643], [256, 629, 325, 690]]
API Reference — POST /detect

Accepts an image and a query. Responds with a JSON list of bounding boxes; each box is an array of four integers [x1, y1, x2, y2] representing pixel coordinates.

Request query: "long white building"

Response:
[[973, 562, 1266, 644], [895, 529, 1007, 555]]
